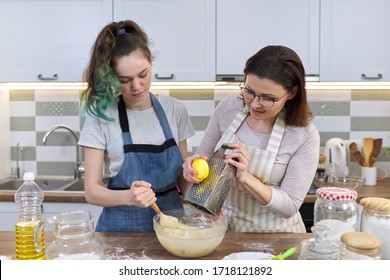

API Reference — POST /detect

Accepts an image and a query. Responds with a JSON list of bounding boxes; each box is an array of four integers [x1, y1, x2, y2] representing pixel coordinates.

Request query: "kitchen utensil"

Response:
[[265, 247, 298, 260], [184, 144, 236, 216], [150, 202, 162, 216], [369, 138, 383, 167], [349, 142, 364, 166], [363, 138, 374, 167], [134, 184, 185, 228], [324, 138, 349, 177], [153, 208, 227, 258]]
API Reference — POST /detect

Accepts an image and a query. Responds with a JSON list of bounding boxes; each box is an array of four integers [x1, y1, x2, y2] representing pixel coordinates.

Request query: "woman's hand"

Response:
[[182, 154, 207, 184], [127, 181, 156, 207], [223, 143, 251, 183]]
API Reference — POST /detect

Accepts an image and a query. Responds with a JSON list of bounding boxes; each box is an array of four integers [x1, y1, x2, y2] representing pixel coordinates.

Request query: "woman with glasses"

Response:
[[183, 45, 320, 233], [79, 20, 195, 232]]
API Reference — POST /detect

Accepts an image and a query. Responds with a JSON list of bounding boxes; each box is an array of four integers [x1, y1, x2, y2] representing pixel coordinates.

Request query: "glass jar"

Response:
[[314, 187, 358, 241], [360, 197, 390, 260], [45, 210, 105, 260], [299, 224, 341, 260], [340, 232, 382, 260]]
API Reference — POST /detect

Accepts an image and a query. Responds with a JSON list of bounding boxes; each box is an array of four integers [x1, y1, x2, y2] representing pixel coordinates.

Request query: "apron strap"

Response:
[[266, 114, 286, 154], [118, 93, 175, 146]]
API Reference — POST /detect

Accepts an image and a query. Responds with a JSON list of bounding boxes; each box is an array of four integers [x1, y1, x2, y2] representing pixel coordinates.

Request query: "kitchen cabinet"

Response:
[[113, 0, 216, 82], [0, 0, 112, 82], [320, 0, 390, 81], [0, 201, 101, 231], [216, 0, 320, 81]]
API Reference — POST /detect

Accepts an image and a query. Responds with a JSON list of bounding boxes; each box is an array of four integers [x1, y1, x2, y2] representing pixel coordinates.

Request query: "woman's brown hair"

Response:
[[81, 20, 152, 121], [243, 45, 312, 127]]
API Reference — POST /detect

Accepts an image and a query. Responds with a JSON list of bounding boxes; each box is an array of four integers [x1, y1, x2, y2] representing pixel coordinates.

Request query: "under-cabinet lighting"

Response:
[[1, 81, 390, 91], [306, 82, 390, 90]]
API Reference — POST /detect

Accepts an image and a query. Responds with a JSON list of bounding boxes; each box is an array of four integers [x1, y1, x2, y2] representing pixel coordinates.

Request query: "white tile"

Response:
[[351, 100, 390, 116], [182, 100, 215, 116], [36, 146, 76, 162], [0, 89, 10, 178], [10, 101, 35, 116], [35, 116, 80, 132], [10, 131, 37, 146], [312, 116, 350, 132], [35, 90, 80, 102]]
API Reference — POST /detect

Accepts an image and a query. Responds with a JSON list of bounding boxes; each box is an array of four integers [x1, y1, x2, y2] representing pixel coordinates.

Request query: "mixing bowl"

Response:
[[153, 207, 227, 258]]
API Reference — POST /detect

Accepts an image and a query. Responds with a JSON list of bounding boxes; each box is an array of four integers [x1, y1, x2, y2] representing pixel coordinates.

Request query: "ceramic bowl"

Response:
[[153, 207, 227, 258]]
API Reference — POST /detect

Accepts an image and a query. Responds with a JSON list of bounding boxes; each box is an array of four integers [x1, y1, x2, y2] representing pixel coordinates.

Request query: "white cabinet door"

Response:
[[216, 0, 320, 81], [114, 0, 216, 82], [320, 0, 390, 81], [0, 0, 112, 82]]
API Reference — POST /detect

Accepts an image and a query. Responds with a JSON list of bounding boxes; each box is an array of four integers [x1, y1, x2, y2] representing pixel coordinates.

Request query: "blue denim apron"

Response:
[[96, 93, 183, 232]]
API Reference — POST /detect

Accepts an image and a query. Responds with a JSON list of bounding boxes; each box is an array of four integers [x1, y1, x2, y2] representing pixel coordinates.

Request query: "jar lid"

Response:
[[316, 187, 357, 201], [341, 232, 382, 250], [360, 197, 390, 215]]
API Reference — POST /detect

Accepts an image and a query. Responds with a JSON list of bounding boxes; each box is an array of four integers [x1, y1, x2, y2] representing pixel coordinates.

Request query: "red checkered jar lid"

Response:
[[316, 187, 357, 201]]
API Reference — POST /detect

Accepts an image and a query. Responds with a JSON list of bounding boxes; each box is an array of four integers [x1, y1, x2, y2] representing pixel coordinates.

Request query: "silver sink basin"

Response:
[[0, 177, 74, 192], [63, 179, 85, 192]]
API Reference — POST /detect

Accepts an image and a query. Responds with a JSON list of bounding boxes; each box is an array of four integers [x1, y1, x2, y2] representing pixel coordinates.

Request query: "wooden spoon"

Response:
[[134, 184, 195, 229], [369, 138, 382, 167], [363, 138, 374, 167], [349, 142, 364, 166]]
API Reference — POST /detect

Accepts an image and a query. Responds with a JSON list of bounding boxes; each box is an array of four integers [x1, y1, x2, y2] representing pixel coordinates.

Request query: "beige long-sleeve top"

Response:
[[196, 95, 320, 218]]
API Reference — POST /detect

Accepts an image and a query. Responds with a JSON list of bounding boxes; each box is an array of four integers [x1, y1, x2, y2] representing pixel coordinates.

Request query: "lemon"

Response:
[[192, 158, 209, 182]]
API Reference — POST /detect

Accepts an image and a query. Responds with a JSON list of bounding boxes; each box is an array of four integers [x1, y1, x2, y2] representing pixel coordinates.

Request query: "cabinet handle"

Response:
[[155, 73, 174, 80], [38, 74, 59, 81], [361, 73, 382, 80]]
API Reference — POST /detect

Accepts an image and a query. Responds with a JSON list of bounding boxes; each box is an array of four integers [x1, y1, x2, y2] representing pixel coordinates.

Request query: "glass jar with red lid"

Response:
[[314, 187, 358, 241]]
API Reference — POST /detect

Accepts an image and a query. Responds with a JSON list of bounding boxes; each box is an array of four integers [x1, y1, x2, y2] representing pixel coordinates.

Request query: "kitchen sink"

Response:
[[0, 177, 74, 192], [62, 179, 85, 192]]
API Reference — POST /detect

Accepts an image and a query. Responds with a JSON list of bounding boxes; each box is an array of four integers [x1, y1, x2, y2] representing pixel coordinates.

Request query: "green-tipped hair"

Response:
[[83, 64, 121, 121]]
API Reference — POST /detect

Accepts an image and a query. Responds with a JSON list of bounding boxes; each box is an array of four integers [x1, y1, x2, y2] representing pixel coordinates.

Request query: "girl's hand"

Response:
[[182, 155, 207, 184], [127, 181, 156, 207], [223, 143, 250, 182]]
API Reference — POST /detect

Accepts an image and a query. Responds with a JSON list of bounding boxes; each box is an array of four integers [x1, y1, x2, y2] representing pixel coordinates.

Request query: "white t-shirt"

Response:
[[79, 94, 195, 179]]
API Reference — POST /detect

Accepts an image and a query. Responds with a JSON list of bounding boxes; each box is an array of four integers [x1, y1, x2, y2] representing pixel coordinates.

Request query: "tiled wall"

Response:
[[6, 87, 390, 178]]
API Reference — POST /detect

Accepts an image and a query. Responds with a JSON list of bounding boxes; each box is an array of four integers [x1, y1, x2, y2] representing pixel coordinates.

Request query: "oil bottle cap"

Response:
[[23, 172, 35, 181]]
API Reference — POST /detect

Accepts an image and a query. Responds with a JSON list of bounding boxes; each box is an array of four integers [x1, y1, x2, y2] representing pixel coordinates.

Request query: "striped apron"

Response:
[[219, 110, 305, 233]]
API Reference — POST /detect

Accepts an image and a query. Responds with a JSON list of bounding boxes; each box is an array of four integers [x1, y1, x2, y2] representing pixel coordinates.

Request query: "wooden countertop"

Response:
[[1, 178, 389, 204], [0, 231, 312, 260]]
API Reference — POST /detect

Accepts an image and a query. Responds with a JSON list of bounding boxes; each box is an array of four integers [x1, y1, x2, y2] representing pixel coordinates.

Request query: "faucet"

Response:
[[14, 142, 22, 178], [42, 124, 84, 179]]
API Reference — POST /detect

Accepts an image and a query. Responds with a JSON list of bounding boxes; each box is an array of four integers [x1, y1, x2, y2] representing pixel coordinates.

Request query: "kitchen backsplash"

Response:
[[5, 87, 390, 178]]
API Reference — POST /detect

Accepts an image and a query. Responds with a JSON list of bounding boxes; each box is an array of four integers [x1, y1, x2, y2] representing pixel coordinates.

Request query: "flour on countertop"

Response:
[[234, 241, 277, 255], [104, 240, 159, 260]]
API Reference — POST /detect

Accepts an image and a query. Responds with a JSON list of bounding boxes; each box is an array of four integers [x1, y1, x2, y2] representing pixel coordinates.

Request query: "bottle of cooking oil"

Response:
[[14, 172, 45, 260]]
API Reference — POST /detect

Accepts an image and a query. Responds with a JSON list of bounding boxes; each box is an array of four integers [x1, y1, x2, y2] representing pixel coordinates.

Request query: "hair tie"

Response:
[[114, 28, 126, 36]]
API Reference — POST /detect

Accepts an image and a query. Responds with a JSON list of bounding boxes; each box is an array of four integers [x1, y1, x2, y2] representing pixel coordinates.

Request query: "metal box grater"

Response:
[[184, 146, 236, 216]]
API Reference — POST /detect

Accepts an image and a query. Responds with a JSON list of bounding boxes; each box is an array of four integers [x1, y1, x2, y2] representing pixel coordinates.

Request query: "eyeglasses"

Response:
[[240, 85, 289, 108]]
